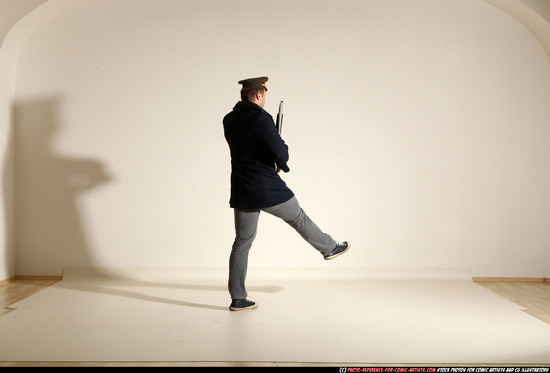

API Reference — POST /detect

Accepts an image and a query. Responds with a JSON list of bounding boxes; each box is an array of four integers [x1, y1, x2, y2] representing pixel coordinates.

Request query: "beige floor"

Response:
[[1, 268, 549, 367]]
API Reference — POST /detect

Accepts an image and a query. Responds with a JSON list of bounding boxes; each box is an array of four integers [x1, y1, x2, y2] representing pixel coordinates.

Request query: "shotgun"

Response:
[[275, 101, 283, 135]]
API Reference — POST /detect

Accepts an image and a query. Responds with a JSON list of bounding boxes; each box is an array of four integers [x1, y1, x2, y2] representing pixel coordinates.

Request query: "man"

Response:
[[223, 76, 350, 311]]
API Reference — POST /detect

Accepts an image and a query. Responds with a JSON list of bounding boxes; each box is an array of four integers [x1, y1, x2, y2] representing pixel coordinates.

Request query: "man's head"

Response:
[[238, 76, 268, 108]]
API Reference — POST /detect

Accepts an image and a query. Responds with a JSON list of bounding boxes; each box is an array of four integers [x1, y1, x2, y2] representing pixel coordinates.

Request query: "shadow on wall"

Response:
[[14, 97, 112, 275]]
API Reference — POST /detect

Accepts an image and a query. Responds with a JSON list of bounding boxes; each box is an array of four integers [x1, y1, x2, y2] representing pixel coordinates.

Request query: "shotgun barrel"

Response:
[[275, 101, 284, 135]]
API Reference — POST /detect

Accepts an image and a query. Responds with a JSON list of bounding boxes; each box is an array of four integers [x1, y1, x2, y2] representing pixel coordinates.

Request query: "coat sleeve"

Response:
[[254, 113, 291, 172]]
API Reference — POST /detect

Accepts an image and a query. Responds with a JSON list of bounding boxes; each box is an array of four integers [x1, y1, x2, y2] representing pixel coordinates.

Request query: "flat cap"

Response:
[[238, 76, 268, 90]]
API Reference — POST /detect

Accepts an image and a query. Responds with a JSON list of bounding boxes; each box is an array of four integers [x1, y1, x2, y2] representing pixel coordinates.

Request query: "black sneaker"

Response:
[[324, 241, 350, 260], [229, 299, 258, 311]]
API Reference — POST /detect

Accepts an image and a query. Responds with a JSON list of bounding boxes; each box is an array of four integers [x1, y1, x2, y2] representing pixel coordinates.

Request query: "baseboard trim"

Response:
[[14, 275, 63, 281], [0, 276, 16, 286], [1, 275, 63, 285], [3, 274, 548, 284], [474, 277, 549, 283]]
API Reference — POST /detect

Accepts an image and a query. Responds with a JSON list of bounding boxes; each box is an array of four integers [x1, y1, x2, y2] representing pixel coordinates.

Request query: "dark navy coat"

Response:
[[223, 101, 294, 209]]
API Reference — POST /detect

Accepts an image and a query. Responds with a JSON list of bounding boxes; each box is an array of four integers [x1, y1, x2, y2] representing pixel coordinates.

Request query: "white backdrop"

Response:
[[9, 0, 550, 277]]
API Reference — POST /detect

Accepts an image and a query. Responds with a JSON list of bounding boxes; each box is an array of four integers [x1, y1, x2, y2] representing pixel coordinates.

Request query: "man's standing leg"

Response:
[[228, 208, 260, 310]]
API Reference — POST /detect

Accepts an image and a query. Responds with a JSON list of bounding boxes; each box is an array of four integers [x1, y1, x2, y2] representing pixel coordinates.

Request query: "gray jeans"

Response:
[[228, 196, 337, 299]]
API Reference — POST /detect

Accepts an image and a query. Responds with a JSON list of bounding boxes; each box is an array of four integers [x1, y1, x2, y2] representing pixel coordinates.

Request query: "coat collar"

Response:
[[233, 100, 264, 112]]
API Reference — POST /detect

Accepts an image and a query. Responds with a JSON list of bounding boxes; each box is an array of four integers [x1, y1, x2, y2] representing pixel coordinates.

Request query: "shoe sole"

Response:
[[324, 242, 351, 260], [229, 304, 258, 312]]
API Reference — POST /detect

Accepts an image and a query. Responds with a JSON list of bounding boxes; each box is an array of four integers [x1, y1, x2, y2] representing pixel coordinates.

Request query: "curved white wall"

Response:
[[4, 0, 550, 277], [519, 0, 550, 23], [0, 0, 49, 281], [484, 0, 550, 62]]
